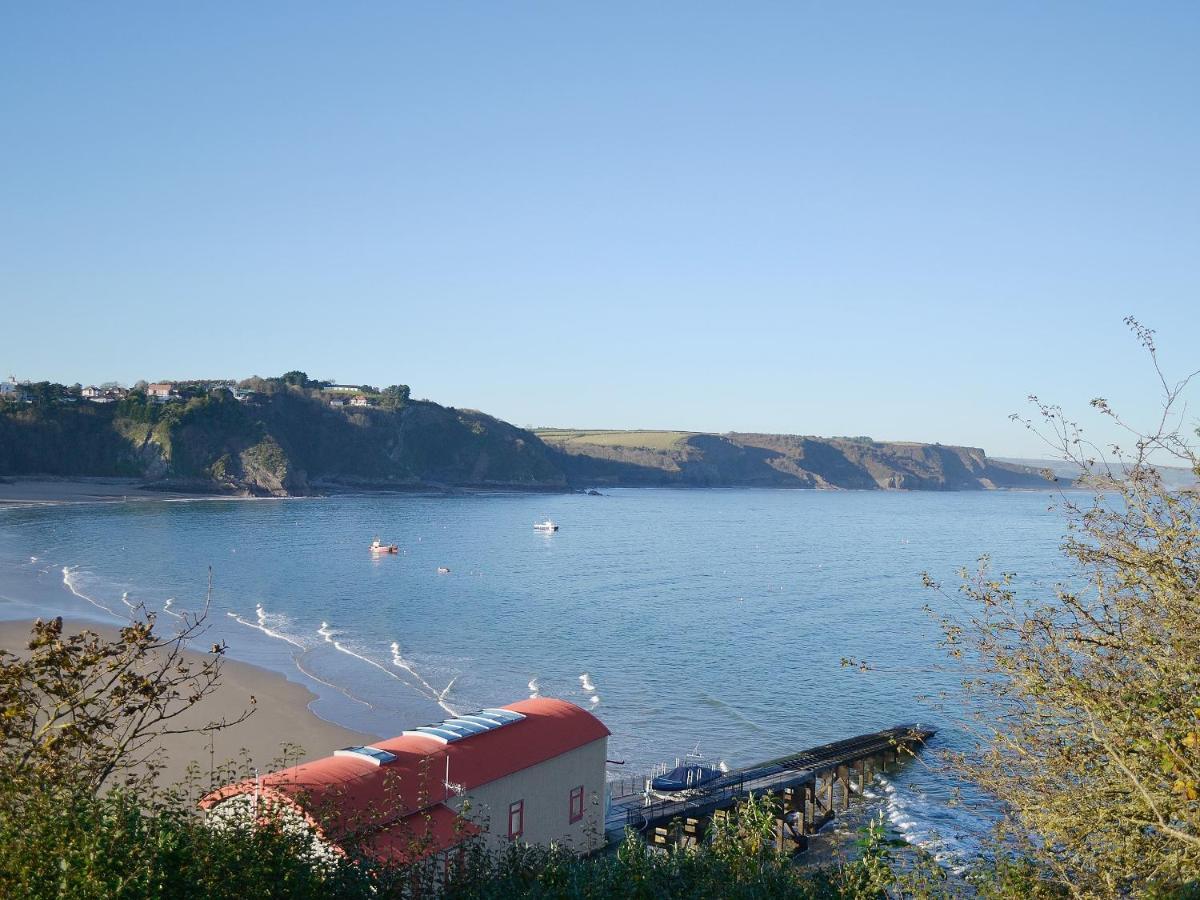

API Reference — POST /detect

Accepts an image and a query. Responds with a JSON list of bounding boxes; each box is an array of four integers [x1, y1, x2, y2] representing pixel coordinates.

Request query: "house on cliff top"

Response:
[[199, 698, 610, 864]]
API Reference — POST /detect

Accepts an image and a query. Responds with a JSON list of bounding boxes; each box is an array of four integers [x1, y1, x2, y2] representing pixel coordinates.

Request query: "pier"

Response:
[[605, 724, 935, 852]]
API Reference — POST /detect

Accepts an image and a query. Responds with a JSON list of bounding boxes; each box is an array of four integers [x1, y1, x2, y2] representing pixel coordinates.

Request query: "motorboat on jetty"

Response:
[[370, 537, 399, 554], [533, 519, 559, 532], [651, 760, 725, 793], [650, 746, 728, 794]]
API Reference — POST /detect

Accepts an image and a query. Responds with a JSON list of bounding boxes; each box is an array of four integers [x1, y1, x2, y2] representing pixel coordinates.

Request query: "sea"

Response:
[[0, 487, 1076, 868]]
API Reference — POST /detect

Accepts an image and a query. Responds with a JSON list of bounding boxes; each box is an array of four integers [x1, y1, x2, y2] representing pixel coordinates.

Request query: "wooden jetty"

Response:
[[605, 724, 935, 852]]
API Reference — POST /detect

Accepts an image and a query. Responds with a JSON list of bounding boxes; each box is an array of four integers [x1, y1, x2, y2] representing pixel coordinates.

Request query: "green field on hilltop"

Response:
[[535, 429, 695, 450]]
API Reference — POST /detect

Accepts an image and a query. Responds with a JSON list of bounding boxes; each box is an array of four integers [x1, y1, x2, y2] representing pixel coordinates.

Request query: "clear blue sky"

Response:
[[2, 3, 1197, 457]]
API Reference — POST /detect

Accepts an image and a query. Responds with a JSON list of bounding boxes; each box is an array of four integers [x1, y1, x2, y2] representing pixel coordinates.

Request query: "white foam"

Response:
[[579, 672, 596, 693], [528, 676, 540, 699], [291, 652, 374, 709], [875, 774, 982, 871], [388, 639, 458, 716], [226, 606, 306, 649], [61, 566, 119, 617]]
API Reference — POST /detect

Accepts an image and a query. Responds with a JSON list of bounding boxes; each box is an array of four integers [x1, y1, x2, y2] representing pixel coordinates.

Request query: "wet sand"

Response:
[[0, 617, 378, 788], [0, 477, 220, 508]]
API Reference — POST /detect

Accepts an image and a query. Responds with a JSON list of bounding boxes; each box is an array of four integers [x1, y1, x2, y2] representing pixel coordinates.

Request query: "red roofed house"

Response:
[[200, 698, 610, 865]]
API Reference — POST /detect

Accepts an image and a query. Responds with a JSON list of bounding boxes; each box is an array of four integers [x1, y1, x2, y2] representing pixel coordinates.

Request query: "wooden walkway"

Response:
[[605, 724, 935, 851]]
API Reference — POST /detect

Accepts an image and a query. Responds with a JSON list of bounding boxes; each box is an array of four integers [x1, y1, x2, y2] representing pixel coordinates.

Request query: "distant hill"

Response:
[[996, 457, 1199, 491], [0, 384, 1051, 495], [541, 430, 1050, 491]]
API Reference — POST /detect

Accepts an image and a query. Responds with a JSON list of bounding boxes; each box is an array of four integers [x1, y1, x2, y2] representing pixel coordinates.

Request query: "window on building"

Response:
[[508, 799, 524, 840], [569, 785, 585, 824]]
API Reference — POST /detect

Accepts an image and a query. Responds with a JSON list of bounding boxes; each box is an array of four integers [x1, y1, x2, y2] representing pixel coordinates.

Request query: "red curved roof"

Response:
[[200, 698, 609, 859]]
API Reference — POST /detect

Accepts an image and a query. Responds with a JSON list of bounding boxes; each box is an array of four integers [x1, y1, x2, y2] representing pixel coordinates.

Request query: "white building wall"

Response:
[[451, 736, 607, 855]]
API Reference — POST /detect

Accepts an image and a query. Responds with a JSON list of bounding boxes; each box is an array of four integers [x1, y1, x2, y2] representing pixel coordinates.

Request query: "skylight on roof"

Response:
[[400, 708, 526, 744], [334, 745, 397, 766]]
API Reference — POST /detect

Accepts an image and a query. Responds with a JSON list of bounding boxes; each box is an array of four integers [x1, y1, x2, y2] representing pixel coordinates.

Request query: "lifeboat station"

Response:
[[201, 698, 930, 863]]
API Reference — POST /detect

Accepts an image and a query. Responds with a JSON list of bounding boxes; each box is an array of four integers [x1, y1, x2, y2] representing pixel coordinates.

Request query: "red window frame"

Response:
[[507, 799, 524, 840], [569, 785, 585, 824]]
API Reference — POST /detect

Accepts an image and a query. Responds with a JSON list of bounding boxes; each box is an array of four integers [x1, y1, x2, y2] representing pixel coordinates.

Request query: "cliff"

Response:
[[0, 388, 565, 495], [0, 392, 1048, 494], [540, 430, 1049, 491]]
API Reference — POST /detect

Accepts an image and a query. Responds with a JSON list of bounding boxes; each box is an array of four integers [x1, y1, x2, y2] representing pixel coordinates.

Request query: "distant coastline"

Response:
[[1, 375, 1055, 496]]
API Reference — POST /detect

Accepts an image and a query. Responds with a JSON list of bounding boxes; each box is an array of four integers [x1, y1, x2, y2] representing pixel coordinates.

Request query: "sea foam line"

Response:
[[61, 566, 120, 618], [319, 623, 458, 716], [389, 639, 458, 716], [226, 604, 306, 649], [224, 608, 373, 708]]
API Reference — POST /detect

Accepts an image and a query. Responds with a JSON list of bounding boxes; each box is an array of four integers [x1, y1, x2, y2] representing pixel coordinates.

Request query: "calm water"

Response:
[[0, 488, 1074, 864]]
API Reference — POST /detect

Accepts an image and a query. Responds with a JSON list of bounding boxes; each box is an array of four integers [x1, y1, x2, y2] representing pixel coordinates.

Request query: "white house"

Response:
[[147, 382, 175, 400], [200, 698, 610, 864], [0, 376, 17, 398]]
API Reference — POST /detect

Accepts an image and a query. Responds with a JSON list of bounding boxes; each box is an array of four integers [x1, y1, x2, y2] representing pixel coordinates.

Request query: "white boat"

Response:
[[533, 519, 559, 532]]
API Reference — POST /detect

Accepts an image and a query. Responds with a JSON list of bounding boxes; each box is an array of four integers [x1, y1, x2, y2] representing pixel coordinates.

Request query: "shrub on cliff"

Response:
[[929, 320, 1200, 896]]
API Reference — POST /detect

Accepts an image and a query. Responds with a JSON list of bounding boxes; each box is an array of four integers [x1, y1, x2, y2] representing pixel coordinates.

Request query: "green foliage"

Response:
[[380, 384, 410, 410], [21, 381, 70, 406], [929, 321, 1200, 896], [0, 614, 251, 795]]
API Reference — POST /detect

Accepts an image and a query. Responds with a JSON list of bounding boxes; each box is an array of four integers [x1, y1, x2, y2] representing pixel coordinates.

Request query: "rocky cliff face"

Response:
[[0, 389, 566, 495], [544, 432, 1049, 491], [0, 392, 1046, 494]]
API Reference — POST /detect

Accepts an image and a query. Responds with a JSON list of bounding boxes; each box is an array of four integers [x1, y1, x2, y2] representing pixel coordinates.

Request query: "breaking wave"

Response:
[[876, 774, 986, 871], [61, 566, 119, 617], [226, 604, 307, 649], [389, 639, 458, 716]]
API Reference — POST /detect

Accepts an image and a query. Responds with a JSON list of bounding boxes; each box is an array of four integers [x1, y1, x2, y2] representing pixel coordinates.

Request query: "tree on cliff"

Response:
[[929, 319, 1200, 896], [380, 384, 410, 410]]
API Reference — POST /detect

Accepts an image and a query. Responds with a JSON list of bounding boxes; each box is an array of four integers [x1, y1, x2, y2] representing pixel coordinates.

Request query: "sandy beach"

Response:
[[0, 477, 224, 508], [0, 617, 377, 789]]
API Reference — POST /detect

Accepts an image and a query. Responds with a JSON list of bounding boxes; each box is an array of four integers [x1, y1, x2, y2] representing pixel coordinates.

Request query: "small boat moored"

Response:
[[533, 519, 559, 532], [370, 537, 399, 554], [651, 761, 724, 793]]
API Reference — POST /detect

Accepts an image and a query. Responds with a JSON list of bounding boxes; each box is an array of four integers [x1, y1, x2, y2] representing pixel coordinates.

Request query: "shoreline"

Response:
[[0, 476, 241, 508], [0, 475, 1087, 510], [0, 616, 378, 788]]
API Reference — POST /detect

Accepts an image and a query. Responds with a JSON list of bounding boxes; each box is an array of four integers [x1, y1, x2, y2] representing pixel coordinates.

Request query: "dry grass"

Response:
[[535, 430, 694, 451]]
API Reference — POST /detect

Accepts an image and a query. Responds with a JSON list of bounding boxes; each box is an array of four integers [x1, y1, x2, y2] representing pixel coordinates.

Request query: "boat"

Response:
[[533, 519, 559, 532], [370, 537, 399, 554], [649, 746, 727, 793], [651, 761, 724, 793], [436, 566, 450, 575]]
